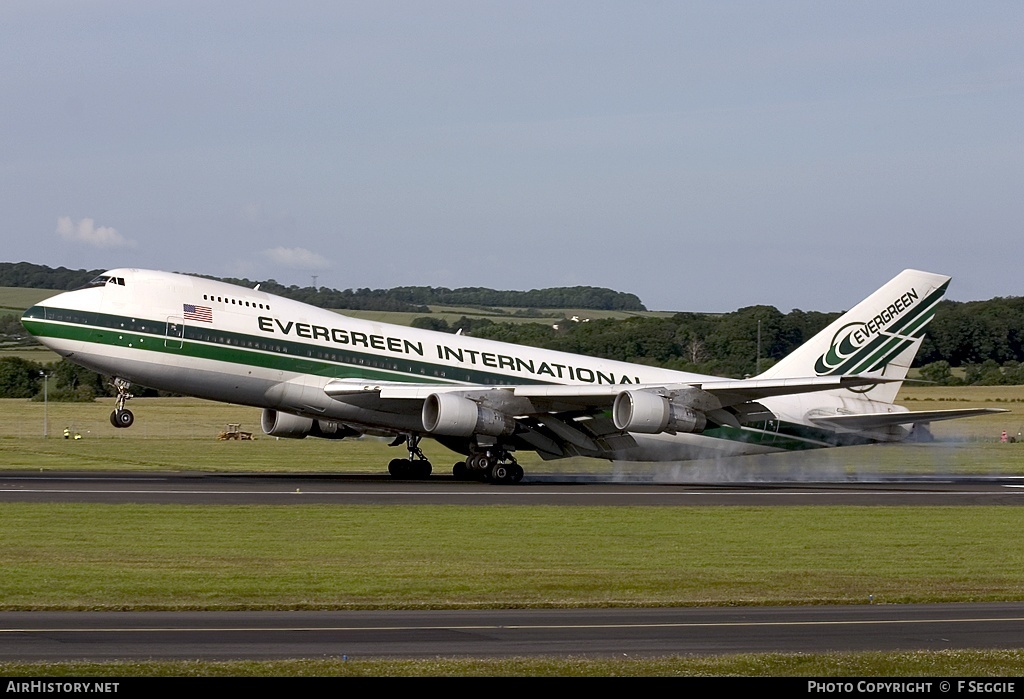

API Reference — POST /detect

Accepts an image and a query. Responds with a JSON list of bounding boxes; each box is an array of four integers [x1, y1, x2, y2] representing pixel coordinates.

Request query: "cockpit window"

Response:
[[80, 275, 126, 289], [84, 275, 111, 288]]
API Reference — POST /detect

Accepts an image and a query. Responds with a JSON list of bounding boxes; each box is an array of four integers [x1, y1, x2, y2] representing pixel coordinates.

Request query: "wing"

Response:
[[322, 374, 895, 458], [325, 374, 890, 406]]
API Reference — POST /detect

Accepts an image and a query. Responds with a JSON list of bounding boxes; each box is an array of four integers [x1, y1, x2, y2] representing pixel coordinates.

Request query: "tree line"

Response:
[[1, 262, 645, 313], [0, 262, 102, 290], [195, 276, 647, 312], [414, 296, 1024, 386]]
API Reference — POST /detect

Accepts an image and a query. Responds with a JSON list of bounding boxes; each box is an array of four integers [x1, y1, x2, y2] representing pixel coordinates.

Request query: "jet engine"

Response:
[[612, 390, 707, 435], [260, 409, 351, 439], [421, 392, 516, 438]]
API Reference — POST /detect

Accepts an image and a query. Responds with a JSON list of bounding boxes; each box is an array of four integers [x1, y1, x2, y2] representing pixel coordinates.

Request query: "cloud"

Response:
[[56, 217, 135, 248], [260, 246, 331, 270]]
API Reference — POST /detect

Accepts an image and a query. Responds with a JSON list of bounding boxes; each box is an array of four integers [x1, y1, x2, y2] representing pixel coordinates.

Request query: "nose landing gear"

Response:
[[109, 378, 135, 428]]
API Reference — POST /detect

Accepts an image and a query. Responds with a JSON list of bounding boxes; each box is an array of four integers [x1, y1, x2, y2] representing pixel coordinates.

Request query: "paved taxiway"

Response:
[[3, 604, 1024, 661], [2, 470, 1024, 505], [3, 470, 1023, 660]]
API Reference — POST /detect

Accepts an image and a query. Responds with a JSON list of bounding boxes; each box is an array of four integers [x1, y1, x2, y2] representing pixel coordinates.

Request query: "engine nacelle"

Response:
[[422, 392, 516, 438], [261, 409, 350, 439], [612, 390, 707, 435]]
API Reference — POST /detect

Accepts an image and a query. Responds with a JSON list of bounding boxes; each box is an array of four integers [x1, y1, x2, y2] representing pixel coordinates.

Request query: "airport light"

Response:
[[39, 370, 49, 438]]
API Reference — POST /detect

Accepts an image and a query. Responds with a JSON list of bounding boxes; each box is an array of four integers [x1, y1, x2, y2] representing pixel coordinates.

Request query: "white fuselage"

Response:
[[24, 269, 899, 462]]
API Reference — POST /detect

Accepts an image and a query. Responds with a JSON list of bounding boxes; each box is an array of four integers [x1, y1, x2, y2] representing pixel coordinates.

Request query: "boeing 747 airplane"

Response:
[[21, 268, 1003, 482]]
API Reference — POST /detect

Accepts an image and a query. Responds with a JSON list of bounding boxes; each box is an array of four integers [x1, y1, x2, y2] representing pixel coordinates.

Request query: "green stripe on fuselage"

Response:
[[704, 420, 878, 451], [22, 306, 545, 387], [25, 306, 888, 455]]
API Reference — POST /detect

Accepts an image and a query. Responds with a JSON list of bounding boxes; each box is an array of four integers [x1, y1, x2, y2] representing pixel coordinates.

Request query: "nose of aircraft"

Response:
[[20, 291, 95, 362], [21, 302, 45, 337], [20, 289, 77, 347]]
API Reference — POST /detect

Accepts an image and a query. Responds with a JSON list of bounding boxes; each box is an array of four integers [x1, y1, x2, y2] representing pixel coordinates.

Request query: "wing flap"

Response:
[[510, 374, 893, 410], [690, 375, 895, 408], [809, 407, 1009, 431]]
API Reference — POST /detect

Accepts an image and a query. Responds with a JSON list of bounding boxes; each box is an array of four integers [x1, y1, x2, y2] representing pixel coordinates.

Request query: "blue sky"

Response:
[[1, 1, 1021, 311]]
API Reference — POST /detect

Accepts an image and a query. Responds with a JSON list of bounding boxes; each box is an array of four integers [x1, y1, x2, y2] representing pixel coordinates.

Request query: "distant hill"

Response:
[[0, 262, 103, 291], [0, 262, 647, 313]]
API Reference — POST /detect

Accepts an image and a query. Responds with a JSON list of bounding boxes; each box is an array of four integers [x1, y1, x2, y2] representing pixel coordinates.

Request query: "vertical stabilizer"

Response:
[[756, 269, 950, 402]]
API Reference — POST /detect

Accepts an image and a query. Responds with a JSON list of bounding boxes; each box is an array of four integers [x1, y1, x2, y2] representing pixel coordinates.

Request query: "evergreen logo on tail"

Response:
[[813, 285, 941, 376]]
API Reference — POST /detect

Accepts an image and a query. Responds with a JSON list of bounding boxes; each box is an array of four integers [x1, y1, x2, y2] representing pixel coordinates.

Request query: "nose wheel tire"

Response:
[[110, 409, 134, 428], [108, 378, 135, 428]]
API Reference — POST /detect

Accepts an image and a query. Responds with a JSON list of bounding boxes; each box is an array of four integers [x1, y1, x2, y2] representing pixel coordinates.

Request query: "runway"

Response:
[[3, 604, 1024, 661], [1, 470, 1024, 505], [3, 470, 1024, 662]]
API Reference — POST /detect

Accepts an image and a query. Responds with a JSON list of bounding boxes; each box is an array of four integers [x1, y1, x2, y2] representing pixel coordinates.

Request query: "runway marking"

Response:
[[0, 477, 174, 481], [4, 616, 1024, 634]]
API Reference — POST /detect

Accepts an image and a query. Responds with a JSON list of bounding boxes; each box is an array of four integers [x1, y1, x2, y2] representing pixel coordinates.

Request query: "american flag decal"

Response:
[[183, 304, 213, 322]]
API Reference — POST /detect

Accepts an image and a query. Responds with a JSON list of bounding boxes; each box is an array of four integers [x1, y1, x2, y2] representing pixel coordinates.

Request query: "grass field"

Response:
[[3, 503, 1024, 610], [0, 286, 55, 315], [0, 346, 61, 363], [3, 650, 1022, 677]]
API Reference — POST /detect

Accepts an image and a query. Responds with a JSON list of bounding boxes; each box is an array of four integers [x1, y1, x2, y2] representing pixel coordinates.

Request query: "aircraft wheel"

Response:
[[511, 464, 524, 483], [452, 461, 469, 480], [388, 458, 409, 478], [491, 463, 512, 484], [111, 409, 134, 428], [412, 460, 432, 479]]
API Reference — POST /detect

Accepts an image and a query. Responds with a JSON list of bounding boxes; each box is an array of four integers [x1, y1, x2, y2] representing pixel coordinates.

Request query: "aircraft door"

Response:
[[165, 316, 184, 349]]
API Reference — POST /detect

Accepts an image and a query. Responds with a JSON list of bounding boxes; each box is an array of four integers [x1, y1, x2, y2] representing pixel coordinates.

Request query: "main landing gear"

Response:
[[453, 447, 524, 484], [109, 378, 135, 428], [386, 437, 524, 484], [387, 434, 433, 479]]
